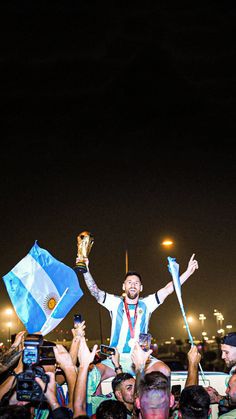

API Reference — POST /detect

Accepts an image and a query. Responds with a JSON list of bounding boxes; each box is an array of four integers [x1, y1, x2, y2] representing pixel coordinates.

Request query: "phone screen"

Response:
[[74, 314, 82, 328], [100, 344, 116, 356], [139, 333, 152, 351]]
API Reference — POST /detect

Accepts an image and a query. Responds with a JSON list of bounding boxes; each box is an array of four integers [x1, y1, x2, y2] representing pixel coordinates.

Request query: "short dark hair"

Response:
[[138, 372, 171, 415], [96, 399, 127, 419], [112, 372, 134, 393], [179, 385, 210, 418], [125, 271, 142, 282], [139, 371, 170, 396]]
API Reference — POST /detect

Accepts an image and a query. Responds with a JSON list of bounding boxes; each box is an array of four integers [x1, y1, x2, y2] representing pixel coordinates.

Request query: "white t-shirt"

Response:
[[99, 292, 161, 353]]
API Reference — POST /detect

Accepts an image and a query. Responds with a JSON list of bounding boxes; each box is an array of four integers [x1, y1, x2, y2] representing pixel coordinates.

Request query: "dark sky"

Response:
[[1, 1, 236, 343]]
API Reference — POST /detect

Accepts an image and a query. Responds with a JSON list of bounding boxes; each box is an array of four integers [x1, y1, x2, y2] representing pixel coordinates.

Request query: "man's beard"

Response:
[[226, 360, 236, 368], [127, 290, 139, 299]]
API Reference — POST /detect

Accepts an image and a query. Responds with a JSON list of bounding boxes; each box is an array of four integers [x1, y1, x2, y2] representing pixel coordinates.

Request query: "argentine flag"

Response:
[[167, 256, 194, 345], [2, 241, 83, 336], [167, 256, 182, 305]]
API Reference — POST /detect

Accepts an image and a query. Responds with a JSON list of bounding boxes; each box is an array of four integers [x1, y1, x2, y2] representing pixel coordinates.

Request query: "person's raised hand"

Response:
[[187, 345, 201, 367], [12, 331, 26, 351], [35, 371, 59, 409], [187, 253, 199, 276], [131, 341, 152, 372], [72, 320, 86, 338], [78, 336, 97, 367], [53, 344, 74, 370]]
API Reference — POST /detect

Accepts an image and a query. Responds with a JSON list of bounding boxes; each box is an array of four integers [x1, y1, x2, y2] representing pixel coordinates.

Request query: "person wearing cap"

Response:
[[221, 333, 236, 375], [206, 332, 236, 407]]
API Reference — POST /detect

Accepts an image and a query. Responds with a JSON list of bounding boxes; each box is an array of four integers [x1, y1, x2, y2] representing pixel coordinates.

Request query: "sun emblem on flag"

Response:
[[139, 308, 143, 315], [43, 293, 59, 315]]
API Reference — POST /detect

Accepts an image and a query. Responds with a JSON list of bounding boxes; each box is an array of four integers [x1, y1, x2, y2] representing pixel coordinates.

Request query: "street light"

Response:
[[5, 308, 13, 347], [6, 308, 13, 316], [214, 309, 224, 332], [217, 329, 225, 336], [199, 314, 206, 328], [226, 325, 233, 331], [7, 322, 12, 347], [218, 313, 224, 328], [187, 316, 194, 324], [161, 239, 174, 247]]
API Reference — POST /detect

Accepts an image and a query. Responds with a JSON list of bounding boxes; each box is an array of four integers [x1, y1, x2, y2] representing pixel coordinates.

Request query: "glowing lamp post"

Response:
[[5, 308, 13, 347], [7, 322, 12, 346], [161, 239, 174, 247], [199, 313, 206, 337]]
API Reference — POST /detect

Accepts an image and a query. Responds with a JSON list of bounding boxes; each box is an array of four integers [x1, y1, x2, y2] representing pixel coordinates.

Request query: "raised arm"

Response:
[[158, 253, 198, 304], [69, 321, 86, 365], [53, 344, 78, 411], [185, 345, 201, 387], [73, 336, 98, 417], [81, 258, 105, 303], [0, 330, 25, 374]]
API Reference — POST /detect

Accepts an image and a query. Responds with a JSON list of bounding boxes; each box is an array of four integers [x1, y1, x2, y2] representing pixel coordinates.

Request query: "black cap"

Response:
[[221, 332, 236, 347]]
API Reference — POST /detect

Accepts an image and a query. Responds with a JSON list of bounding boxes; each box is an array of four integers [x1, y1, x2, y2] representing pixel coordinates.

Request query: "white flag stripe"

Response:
[[12, 254, 60, 314], [39, 288, 69, 336], [40, 317, 63, 336]]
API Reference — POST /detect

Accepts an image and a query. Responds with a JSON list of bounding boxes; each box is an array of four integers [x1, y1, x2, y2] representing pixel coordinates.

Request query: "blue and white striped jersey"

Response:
[[99, 292, 161, 353]]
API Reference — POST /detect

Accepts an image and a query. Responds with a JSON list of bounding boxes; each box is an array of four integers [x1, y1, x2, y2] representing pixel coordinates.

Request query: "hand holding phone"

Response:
[[139, 333, 152, 352], [74, 314, 83, 329]]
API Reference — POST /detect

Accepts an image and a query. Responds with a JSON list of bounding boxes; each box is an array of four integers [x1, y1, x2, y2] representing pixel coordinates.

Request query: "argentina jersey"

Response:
[[99, 292, 161, 353]]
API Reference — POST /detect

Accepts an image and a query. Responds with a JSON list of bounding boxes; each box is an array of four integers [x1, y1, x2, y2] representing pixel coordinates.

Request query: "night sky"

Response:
[[1, 1, 236, 343]]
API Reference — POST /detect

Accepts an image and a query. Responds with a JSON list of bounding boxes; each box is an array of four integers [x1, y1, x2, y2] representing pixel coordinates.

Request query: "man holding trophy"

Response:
[[75, 232, 199, 394]]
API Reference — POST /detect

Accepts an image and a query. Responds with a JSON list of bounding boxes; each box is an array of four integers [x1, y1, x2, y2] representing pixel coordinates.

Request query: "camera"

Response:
[[16, 334, 52, 402]]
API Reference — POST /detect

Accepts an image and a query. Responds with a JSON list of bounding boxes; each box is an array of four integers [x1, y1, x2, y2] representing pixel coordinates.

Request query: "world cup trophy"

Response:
[[75, 231, 94, 273]]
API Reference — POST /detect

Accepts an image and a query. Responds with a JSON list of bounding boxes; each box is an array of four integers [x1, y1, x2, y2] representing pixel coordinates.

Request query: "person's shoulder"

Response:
[[103, 292, 122, 304], [139, 292, 158, 301], [107, 292, 122, 300], [219, 408, 236, 418]]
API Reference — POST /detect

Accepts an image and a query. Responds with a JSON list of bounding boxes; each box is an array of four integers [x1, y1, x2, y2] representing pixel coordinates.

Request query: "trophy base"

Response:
[[74, 261, 87, 273]]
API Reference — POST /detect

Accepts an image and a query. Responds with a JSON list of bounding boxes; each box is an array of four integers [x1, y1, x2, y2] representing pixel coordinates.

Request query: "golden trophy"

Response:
[[75, 231, 94, 273]]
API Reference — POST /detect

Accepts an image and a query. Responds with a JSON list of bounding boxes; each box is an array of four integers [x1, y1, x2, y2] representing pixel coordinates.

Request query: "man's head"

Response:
[[226, 371, 236, 404], [95, 399, 127, 419], [122, 271, 143, 300], [112, 373, 135, 410], [135, 371, 174, 419], [178, 385, 211, 418], [221, 332, 236, 369]]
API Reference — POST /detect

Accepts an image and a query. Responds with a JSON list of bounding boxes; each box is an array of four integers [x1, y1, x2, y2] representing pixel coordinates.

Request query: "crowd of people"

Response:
[[0, 253, 236, 418]]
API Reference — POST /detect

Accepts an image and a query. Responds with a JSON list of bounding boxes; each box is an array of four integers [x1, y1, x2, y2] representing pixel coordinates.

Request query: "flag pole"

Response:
[[167, 257, 206, 384], [179, 297, 206, 383]]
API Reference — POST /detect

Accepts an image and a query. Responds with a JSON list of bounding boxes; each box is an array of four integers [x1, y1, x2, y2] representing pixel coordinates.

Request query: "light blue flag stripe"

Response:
[[167, 255, 206, 383], [167, 256, 182, 304], [3, 241, 83, 335], [3, 270, 47, 332], [29, 243, 78, 297]]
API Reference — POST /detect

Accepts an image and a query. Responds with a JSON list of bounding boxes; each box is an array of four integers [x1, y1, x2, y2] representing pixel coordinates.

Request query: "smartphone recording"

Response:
[[74, 314, 83, 328], [100, 344, 116, 357]]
